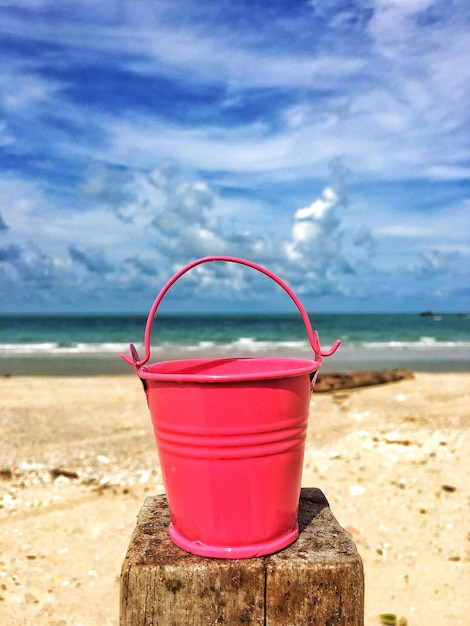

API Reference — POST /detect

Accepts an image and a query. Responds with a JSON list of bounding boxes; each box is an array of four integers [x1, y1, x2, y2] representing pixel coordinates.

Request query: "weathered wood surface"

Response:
[[265, 489, 364, 625], [315, 368, 414, 392], [120, 488, 364, 625]]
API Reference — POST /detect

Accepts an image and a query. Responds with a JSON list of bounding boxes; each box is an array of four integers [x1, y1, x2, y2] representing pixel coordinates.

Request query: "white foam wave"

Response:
[[1, 335, 470, 358], [174, 338, 310, 354], [0, 342, 130, 356], [361, 337, 470, 349]]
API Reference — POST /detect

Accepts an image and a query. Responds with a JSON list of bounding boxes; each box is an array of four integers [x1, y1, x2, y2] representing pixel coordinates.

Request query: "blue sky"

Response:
[[0, 0, 469, 313]]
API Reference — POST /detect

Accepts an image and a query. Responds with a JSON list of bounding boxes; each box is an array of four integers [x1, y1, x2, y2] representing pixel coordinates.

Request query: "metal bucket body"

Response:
[[121, 257, 340, 558], [141, 357, 316, 557]]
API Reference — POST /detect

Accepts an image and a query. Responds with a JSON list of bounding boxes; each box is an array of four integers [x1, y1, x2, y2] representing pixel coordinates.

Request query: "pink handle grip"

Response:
[[121, 256, 340, 368]]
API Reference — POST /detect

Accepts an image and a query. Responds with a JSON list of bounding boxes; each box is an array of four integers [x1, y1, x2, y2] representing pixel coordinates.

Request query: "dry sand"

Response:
[[0, 373, 469, 625]]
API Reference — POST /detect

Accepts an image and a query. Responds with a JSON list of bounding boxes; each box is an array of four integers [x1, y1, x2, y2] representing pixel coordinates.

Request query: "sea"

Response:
[[0, 312, 469, 376]]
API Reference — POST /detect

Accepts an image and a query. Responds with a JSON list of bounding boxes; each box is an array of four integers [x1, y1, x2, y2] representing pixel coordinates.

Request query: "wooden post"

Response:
[[120, 488, 364, 625]]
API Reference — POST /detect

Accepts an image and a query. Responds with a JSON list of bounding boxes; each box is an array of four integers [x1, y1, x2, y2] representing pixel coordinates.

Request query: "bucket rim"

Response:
[[137, 356, 320, 382]]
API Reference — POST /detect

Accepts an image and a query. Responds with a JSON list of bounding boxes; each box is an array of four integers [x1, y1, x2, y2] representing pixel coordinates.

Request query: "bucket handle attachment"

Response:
[[121, 256, 340, 368]]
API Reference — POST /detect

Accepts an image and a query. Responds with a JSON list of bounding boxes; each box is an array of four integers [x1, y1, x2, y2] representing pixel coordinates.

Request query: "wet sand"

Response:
[[1, 373, 469, 625]]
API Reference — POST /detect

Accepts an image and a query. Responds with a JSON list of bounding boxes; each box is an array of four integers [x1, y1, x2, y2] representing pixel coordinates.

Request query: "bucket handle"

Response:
[[121, 256, 341, 368]]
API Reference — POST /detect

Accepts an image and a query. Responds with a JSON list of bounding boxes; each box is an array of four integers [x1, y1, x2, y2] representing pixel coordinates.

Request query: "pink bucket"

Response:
[[121, 256, 340, 558]]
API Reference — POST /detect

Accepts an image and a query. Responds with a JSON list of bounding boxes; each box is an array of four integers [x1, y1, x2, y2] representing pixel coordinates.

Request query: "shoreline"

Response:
[[1, 343, 469, 377], [1, 372, 469, 625]]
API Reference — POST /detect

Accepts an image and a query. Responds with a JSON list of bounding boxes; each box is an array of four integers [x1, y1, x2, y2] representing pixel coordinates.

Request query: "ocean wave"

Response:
[[177, 337, 310, 353], [0, 342, 130, 356], [361, 337, 470, 349], [2, 336, 470, 358]]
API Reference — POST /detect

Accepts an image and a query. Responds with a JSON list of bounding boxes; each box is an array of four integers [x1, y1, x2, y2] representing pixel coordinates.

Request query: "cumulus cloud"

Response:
[[410, 249, 461, 279], [286, 187, 340, 258], [0, 243, 60, 293], [75, 158, 375, 305], [277, 185, 353, 297], [148, 166, 226, 258], [80, 162, 138, 218], [0, 212, 8, 231], [0, 0, 468, 311], [0, 244, 20, 262], [352, 226, 375, 258], [68, 246, 113, 275], [0, 154, 466, 312]]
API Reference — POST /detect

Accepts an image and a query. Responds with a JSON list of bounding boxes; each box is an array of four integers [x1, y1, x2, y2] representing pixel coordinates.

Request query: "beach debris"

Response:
[[349, 485, 365, 496], [441, 484, 456, 492], [0, 457, 165, 515], [376, 542, 391, 559], [315, 368, 414, 392], [49, 468, 79, 480], [0, 468, 13, 480], [97, 455, 110, 465], [380, 614, 408, 625], [395, 394, 406, 402], [384, 432, 411, 446]]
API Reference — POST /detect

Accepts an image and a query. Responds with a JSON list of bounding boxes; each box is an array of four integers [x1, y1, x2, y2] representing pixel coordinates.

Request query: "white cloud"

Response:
[[368, 0, 436, 55], [288, 187, 339, 255], [0, 155, 468, 311], [0, 72, 56, 111], [376, 224, 432, 238], [0, 0, 468, 311], [3, 0, 468, 186], [0, 159, 373, 307]]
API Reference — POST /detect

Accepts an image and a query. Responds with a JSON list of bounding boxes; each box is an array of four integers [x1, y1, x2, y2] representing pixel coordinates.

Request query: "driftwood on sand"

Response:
[[314, 368, 414, 392]]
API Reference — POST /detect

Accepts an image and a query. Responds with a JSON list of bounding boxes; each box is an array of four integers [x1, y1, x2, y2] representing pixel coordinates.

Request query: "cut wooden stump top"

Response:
[[120, 488, 364, 625]]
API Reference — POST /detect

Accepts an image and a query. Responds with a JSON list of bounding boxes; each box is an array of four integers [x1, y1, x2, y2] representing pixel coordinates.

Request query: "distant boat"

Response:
[[420, 310, 443, 321]]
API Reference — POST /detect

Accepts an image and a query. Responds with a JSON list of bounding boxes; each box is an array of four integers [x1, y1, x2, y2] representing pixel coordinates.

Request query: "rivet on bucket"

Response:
[[121, 256, 340, 558]]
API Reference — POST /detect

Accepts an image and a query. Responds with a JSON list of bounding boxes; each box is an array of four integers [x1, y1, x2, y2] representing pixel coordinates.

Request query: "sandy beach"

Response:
[[1, 372, 469, 625]]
